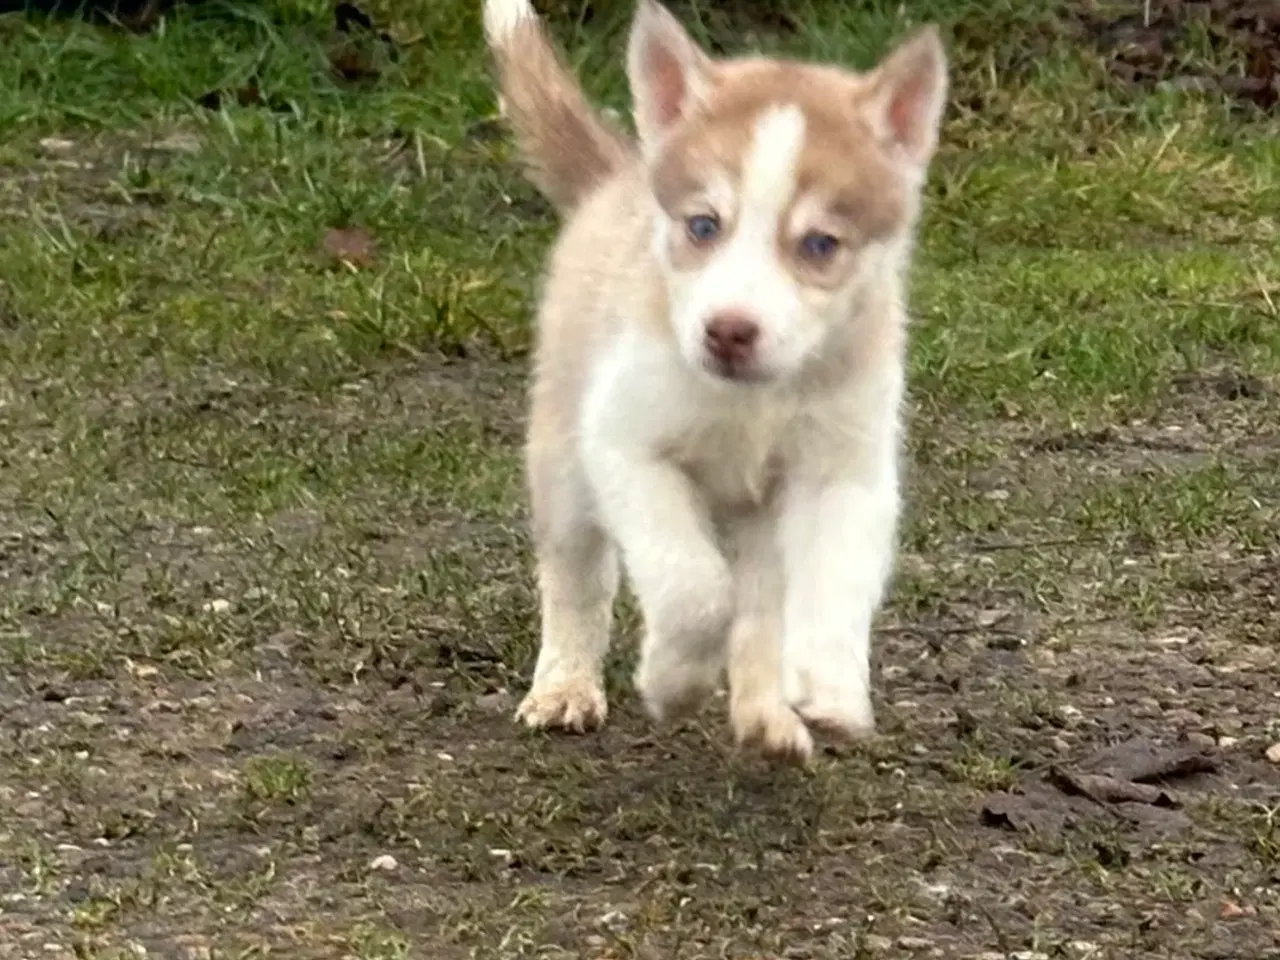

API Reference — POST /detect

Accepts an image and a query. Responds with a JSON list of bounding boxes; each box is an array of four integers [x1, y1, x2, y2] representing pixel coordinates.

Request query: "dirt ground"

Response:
[[1, 0, 1279, 957], [3, 366, 1278, 959]]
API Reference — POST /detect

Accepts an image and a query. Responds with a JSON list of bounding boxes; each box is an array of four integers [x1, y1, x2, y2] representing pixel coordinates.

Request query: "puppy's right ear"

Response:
[[627, 0, 712, 153]]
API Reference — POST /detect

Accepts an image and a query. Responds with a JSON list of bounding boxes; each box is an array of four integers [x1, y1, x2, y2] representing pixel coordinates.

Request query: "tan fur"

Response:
[[652, 59, 909, 246], [526, 164, 657, 462], [487, 16, 634, 213]]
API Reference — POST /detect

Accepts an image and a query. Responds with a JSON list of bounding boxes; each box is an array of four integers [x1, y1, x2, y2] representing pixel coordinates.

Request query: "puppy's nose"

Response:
[[704, 311, 761, 365]]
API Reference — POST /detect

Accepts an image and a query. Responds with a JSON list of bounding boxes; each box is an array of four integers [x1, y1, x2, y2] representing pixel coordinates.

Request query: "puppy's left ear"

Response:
[[866, 26, 948, 175]]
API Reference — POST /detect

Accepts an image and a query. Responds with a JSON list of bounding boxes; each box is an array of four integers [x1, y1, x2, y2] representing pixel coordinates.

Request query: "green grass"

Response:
[[1, 0, 1278, 957]]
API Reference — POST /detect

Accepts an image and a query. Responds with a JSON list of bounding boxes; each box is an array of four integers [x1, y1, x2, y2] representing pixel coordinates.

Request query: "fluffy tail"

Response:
[[483, 0, 633, 214]]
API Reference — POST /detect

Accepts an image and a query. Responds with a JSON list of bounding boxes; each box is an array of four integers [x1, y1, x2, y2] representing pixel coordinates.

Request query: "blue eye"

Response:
[[800, 232, 840, 260], [686, 214, 720, 243]]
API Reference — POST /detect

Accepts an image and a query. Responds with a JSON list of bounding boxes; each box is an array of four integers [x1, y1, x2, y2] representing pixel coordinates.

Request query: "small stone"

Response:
[[1265, 742, 1280, 764], [863, 935, 893, 951], [369, 854, 398, 872], [1218, 735, 1240, 750], [598, 909, 627, 930], [202, 598, 232, 614], [1184, 732, 1215, 751], [70, 710, 105, 729], [1164, 708, 1203, 728], [897, 937, 933, 951], [475, 691, 513, 715], [150, 133, 202, 154]]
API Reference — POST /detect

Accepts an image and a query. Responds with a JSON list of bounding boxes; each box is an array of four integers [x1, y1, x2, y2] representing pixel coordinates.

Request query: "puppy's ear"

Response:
[[627, 0, 712, 152], [865, 26, 948, 176]]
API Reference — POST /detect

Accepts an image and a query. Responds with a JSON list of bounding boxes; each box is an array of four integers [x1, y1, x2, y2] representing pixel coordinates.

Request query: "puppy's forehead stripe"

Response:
[[739, 104, 806, 225]]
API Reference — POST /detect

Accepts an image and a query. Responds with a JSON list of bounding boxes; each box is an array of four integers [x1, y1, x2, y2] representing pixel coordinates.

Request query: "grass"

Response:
[[1, 0, 1278, 957]]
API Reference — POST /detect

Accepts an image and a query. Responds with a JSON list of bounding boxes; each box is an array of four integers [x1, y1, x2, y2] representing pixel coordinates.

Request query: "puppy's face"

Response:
[[627, 1, 947, 386], [650, 77, 908, 384]]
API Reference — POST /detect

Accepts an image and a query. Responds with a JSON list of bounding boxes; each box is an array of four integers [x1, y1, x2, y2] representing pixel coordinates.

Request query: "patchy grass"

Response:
[[1, 0, 1278, 957]]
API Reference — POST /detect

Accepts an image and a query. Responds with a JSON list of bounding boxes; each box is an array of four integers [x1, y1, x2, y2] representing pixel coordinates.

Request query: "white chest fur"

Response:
[[580, 332, 799, 514], [661, 395, 792, 511]]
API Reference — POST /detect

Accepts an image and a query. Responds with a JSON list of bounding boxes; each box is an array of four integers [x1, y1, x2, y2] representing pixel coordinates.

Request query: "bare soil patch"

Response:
[[4, 361, 1279, 958]]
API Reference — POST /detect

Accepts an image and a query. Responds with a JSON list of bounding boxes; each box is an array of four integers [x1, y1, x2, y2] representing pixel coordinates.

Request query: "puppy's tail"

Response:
[[483, 0, 633, 214]]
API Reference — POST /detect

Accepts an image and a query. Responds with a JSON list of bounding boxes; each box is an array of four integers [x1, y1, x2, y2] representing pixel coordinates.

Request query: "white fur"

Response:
[[580, 329, 737, 720], [778, 371, 902, 738], [483, 0, 533, 47]]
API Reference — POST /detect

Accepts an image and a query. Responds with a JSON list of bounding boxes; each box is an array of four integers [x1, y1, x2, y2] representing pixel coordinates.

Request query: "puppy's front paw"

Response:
[[731, 693, 813, 766], [516, 677, 608, 733], [634, 560, 733, 722], [785, 668, 876, 741], [635, 633, 724, 722]]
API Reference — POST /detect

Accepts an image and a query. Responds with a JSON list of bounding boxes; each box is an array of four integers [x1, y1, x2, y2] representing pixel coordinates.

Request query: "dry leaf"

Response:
[[329, 1, 399, 83], [320, 226, 378, 270], [1220, 900, 1255, 919], [330, 47, 380, 82], [196, 83, 293, 114]]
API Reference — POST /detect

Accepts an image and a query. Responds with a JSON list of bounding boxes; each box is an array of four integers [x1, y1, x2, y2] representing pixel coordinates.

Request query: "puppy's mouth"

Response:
[[701, 356, 772, 385]]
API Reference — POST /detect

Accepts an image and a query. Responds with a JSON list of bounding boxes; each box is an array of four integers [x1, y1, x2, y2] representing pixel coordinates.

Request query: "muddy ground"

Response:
[[3, 361, 1277, 959]]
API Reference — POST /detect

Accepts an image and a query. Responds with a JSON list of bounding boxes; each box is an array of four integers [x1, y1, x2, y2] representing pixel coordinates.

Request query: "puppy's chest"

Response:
[[666, 410, 792, 511]]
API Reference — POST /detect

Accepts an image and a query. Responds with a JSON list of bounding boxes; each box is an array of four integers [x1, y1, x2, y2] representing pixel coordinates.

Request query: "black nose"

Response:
[[703, 312, 760, 365]]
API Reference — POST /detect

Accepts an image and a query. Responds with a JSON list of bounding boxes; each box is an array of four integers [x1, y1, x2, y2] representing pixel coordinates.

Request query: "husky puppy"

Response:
[[483, 0, 947, 763]]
